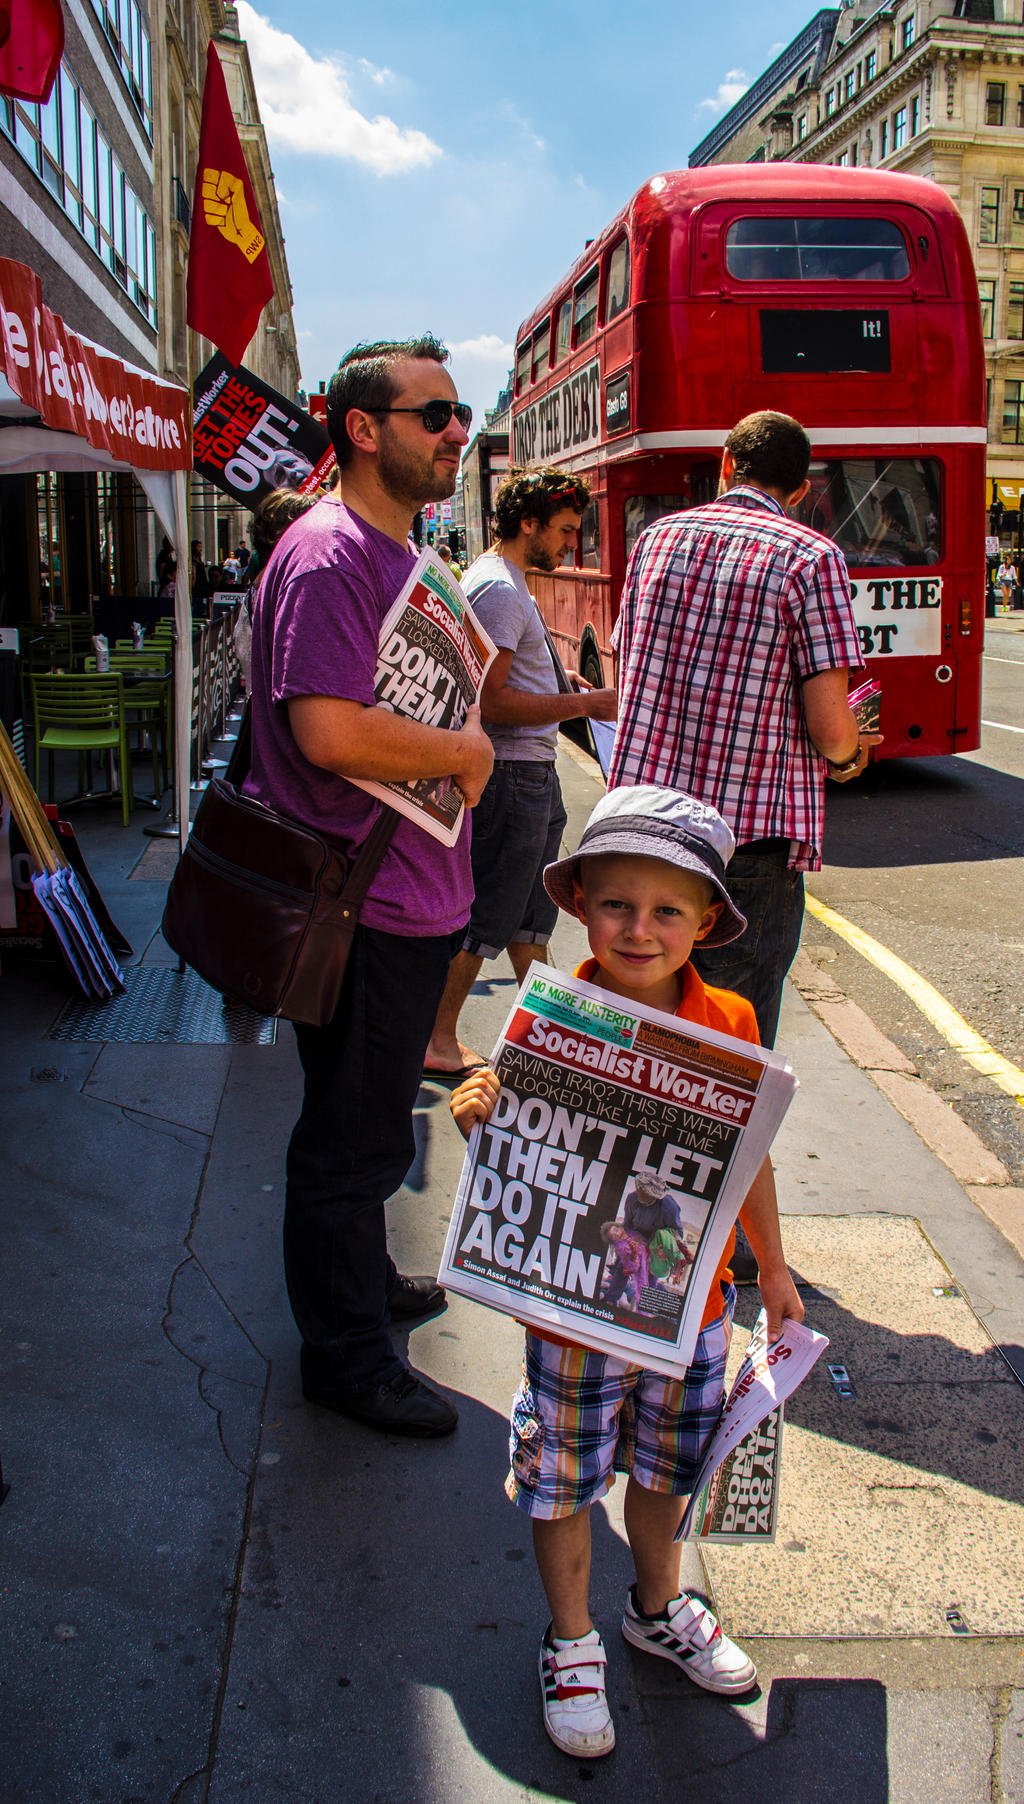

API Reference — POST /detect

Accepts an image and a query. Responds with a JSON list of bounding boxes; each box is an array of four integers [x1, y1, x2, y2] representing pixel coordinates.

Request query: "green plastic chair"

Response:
[[30, 672, 134, 826], [85, 649, 170, 792]]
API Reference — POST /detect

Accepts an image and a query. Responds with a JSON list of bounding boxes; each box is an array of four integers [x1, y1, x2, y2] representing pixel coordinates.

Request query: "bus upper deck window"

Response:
[[514, 341, 531, 395], [555, 299, 572, 362], [726, 216, 911, 281], [573, 270, 599, 343], [605, 241, 630, 322], [531, 324, 550, 383]]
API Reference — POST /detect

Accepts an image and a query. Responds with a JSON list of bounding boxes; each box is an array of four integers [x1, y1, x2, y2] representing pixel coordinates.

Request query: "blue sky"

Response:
[[236, 0, 818, 427]]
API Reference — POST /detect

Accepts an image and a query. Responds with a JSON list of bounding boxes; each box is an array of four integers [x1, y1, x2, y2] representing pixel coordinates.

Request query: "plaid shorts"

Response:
[[505, 1285, 735, 1520]]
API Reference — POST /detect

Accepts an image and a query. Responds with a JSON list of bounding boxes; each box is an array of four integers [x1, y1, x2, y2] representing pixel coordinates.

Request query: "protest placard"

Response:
[[438, 967, 800, 1378], [350, 549, 496, 846], [192, 352, 335, 506]]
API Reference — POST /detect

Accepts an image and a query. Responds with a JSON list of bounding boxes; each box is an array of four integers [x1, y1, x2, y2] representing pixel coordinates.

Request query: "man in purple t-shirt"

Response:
[[245, 336, 492, 1436]]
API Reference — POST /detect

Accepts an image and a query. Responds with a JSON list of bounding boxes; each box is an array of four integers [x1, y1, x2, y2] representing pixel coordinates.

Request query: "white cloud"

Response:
[[236, 3, 441, 174], [357, 57, 394, 88], [449, 333, 514, 362], [697, 68, 750, 117]]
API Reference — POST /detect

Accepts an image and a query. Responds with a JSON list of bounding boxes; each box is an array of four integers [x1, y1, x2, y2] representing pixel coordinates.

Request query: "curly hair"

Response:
[[493, 466, 591, 541], [249, 487, 316, 566], [725, 411, 811, 494], [325, 335, 450, 469]]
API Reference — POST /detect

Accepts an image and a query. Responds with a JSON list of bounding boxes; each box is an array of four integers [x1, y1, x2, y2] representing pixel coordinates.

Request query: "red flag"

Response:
[[0, 0, 64, 104], [186, 42, 274, 368]]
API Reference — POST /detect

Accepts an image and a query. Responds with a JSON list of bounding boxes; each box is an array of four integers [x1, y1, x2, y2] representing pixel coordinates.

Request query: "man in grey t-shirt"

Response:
[[425, 467, 617, 1074]]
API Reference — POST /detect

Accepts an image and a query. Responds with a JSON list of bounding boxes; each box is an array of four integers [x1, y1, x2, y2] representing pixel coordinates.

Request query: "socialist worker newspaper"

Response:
[[438, 967, 800, 1380], [350, 548, 496, 847], [680, 1307, 829, 1542]]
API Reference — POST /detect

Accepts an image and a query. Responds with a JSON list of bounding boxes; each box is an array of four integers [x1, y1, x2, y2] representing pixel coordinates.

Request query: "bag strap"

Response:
[[336, 805, 401, 908], [224, 695, 400, 902]]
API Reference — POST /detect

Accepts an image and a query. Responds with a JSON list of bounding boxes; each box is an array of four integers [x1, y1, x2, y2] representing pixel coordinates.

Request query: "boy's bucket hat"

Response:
[[543, 785, 747, 948]]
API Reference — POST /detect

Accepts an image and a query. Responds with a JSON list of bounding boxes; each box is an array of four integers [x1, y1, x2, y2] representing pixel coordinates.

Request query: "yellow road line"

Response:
[[804, 895, 1024, 1108]]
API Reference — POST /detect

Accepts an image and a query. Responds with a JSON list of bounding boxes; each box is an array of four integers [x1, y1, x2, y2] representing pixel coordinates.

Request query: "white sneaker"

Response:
[[621, 1586, 756, 1695], [538, 1627, 616, 1758]]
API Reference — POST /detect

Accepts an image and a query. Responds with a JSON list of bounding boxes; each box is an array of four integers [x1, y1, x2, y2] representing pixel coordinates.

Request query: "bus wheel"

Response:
[[581, 650, 603, 689]]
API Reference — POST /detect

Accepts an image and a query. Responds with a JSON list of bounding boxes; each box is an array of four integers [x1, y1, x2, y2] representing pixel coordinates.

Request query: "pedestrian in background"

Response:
[[424, 467, 617, 1077], [997, 556, 1017, 611]]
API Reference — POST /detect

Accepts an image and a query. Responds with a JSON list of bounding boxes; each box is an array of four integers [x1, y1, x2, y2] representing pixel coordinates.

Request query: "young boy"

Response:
[[451, 784, 804, 1760]]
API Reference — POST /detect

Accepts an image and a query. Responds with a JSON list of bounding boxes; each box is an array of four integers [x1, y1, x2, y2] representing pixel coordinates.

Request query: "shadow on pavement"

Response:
[[822, 757, 1024, 869]]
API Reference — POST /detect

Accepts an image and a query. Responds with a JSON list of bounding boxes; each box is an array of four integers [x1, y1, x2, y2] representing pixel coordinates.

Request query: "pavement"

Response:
[[2, 720, 1024, 1804]]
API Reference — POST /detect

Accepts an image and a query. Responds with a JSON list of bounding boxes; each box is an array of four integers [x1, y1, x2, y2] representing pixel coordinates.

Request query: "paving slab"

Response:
[[701, 1217, 1024, 1639]]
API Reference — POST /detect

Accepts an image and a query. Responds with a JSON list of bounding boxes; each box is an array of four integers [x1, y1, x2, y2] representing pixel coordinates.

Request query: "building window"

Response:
[[1009, 281, 1024, 340], [986, 82, 1006, 127], [851, 141, 858, 166], [979, 279, 996, 338], [1011, 189, 1024, 246], [825, 87, 836, 117], [845, 71, 856, 102], [1003, 379, 1024, 444], [838, 149, 849, 167], [910, 94, 920, 136], [87, 0, 152, 136], [880, 119, 889, 158], [893, 107, 907, 149], [798, 113, 808, 141], [902, 15, 915, 51], [0, 63, 157, 325], [865, 50, 877, 81], [1018, 84, 1024, 127], [980, 186, 1001, 244]]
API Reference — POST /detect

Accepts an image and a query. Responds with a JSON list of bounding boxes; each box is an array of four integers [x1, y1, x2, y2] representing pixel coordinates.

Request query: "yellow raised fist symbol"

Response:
[[201, 167, 265, 264]]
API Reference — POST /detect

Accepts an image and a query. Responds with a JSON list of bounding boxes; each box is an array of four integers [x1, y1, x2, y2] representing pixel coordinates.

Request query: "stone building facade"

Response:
[[690, 1, 1024, 524]]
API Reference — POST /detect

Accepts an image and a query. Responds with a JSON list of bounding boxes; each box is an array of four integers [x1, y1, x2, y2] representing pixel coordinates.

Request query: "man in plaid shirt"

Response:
[[610, 410, 879, 1052]]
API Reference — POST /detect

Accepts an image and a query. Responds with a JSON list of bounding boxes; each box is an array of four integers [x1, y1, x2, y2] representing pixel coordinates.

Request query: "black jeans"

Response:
[[690, 840, 804, 1051], [285, 922, 459, 1387]]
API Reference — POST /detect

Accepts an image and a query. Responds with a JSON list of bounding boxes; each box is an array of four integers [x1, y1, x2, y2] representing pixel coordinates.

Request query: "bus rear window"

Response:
[[574, 270, 600, 343], [795, 458, 941, 566], [624, 494, 686, 558], [726, 217, 911, 282]]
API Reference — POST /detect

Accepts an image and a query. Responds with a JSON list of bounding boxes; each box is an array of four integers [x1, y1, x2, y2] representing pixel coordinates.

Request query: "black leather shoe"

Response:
[[303, 1365, 458, 1437], [388, 1274, 447, 1321]]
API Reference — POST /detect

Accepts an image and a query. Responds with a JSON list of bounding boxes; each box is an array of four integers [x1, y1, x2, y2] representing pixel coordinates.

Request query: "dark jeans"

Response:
[[690, 840, 804, 1050], [285, 922, 459, 1387]]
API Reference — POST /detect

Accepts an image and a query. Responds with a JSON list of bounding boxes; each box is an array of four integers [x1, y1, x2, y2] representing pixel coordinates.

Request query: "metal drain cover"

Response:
[[48, 964, 277, 1045]]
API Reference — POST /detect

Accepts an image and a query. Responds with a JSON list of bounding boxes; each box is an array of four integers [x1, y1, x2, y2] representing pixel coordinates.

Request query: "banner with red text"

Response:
[[0, 257, 189, 470], [192, 351, 334, 506], [439, 967, 799, 1378]]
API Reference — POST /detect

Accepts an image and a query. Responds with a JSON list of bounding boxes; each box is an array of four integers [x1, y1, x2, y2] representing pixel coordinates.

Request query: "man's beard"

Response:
[[378, 427, 457, 510]]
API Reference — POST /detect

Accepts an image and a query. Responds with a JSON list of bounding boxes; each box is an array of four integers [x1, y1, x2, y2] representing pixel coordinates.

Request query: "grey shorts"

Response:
[[463, 760, 567, 960]]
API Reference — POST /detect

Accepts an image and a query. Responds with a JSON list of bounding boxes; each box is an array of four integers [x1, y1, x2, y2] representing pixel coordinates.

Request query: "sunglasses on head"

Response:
[[375, 399, 473, 434]]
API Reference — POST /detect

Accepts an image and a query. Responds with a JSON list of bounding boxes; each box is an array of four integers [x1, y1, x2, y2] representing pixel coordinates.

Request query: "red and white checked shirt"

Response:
[[609, 488, 864, 871]]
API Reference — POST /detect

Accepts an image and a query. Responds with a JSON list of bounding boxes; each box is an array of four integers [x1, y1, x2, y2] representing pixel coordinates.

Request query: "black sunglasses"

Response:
[[374, 399, 473, 434]]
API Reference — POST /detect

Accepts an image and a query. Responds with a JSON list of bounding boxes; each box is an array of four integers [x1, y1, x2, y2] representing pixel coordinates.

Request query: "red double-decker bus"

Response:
[[510, 165, 986, 759]]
